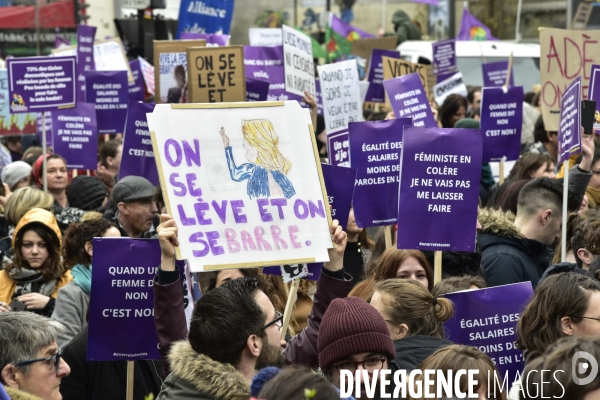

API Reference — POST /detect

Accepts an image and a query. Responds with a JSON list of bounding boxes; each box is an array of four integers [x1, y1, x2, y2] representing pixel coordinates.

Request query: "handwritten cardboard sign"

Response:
[[282, 25, 316, 98], [540, 28, 600, 131], [148, 101, 332, 271], [186, 45, 246, 103], [382, 56, 429, 98], [153, 39, 207, 104]]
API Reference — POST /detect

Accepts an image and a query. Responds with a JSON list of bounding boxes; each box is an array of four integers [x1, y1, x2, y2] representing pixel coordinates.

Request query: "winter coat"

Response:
[[156, 341, 249, 400], [538, 261, 587, 284], [477, 209, 552, 288], [60, 326, 163, 400], [153, 267, 353, 376], [394, 335, 453, 372], [3, 386, 42, 400], [0, 208, 72, 305], [51, 281, 89, 347], [386, 10, 421, 45]]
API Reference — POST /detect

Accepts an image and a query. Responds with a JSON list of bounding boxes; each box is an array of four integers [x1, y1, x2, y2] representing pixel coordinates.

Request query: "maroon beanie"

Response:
[[318, 296, 396, 370]]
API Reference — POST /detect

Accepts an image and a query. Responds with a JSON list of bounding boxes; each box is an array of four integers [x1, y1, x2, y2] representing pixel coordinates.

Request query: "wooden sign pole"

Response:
[[434, 250, 443, 284], [384, 225, 392, 249], [280, 279, 300, 340], [126, 361, 134, 400]]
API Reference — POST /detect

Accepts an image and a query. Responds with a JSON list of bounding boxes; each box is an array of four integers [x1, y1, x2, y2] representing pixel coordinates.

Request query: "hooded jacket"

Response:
[[156, 341, 250, 400], [388, 10, 421, 45], [0, 208, 72, 304], [477, 209, 552, 288], [394, 335, 453, 372]]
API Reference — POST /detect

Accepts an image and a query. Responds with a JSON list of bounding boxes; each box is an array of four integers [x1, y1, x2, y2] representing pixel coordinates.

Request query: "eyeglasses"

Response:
[[262, 311, 283, 330], [572, 316, 600, 322], [14, 349, 62, 372], [332, 357, 386, 374]]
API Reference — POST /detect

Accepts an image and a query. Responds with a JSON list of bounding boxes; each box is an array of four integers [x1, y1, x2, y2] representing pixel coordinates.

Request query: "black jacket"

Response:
[[539, 261, 587, 283], [477, 209, 552, 288], [60, 326, 163, 400], [394, 335, 453, 372]]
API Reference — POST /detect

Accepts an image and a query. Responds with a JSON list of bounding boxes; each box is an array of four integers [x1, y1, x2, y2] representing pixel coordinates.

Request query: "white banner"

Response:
[[249, 28, 283, 47], [433, 71, 468, 106], [282, 25, 316, 97]]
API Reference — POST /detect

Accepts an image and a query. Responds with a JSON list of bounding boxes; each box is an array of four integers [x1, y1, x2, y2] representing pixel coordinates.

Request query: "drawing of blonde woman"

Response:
[[220, 119, 296, 199]]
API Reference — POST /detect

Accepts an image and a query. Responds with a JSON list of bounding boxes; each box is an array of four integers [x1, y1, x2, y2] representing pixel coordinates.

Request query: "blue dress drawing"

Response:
[[225, 147, 296, 199]]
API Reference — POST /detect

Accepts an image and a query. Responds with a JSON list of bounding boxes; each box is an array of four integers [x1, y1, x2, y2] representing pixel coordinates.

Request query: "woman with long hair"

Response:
[[370, 279, 453, 371], [0, 208, 71, 316], [51, 218, 121, 346], [349, 248, 434, 300], [220, 119, 295, 199]]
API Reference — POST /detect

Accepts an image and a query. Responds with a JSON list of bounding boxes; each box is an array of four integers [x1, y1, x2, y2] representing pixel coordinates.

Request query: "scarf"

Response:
[[587, 186, 600, 209], [71, 263, 92, 294], [8, 266, 57, 298]]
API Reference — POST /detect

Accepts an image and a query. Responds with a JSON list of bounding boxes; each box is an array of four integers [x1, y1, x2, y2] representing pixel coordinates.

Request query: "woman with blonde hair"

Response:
[[220, 119, 295, 199], [4, 186, 53, 227], [349, 248, 434, 300], [370, 279, 453, 371], [409, 345, 507, 400]]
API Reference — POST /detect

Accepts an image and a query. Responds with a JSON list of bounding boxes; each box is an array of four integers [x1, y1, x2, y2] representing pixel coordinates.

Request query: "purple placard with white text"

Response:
[[443, 282, 534, 381], [85, 70, 129, 134], [587, 64, 600, 131], [246, 77, 270, 102], [119, 102, 158, 185], [432, 39, 456, 76], [128, 59, 145, 102], [243, 46, 302, 102], [482, 61, 515, 88], [7, 56, 77, 113], [76, 24, 96, 102], [328, 133, 350, 167], [350, 118, 411, 228], [364, 49, 400, 103], [480, 86, 524, 162], [557, 77, 582, 166], [383, 73, 437, 127], [264, 163, 357, 281], [87, 238, 161, 361], [51, 103, 98, 170], [397, 127, 482, 252]]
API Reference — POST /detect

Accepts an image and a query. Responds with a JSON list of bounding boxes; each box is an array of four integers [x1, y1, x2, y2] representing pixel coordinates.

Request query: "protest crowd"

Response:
[[2, 2, 600, 400]]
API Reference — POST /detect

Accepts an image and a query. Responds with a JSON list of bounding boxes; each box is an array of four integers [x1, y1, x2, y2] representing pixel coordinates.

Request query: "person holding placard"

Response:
[[51, 219, 121, 347], [154, 214, 350, 394], [369, 279, 453, 373], [0, 209, 72, 317], [437, 94, 467, 128]]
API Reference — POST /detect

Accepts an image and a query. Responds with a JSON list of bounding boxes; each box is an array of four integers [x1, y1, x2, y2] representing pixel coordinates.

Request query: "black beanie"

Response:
[[67, 176, 108, 211]]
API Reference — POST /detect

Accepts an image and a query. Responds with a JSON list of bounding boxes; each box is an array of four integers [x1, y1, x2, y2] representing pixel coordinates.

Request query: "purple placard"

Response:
[[76, 24, 96, 102], [315, 79, 323, 115], [243, 46, 302, 102], [87, 238, 161, 361], [482, 61, 515, 88], [588, 64, 600, 131], [397, 127, 482, 252], [85, 70, 129, 134], [128, 59, 145, 102], [432, 39, 456, 76], [558, 77, 582, 166], [36, 112, 53, 146], [480, 86, 524, 163], [51, 103, 98, 170], [7, 56, 77, 113], [328, 132, 350, 167], [246, 77, 270, 102], [119, 102, 158, 185], [350, 118, 411, 228], [181, 32, 229, 46], [383, 73, 437, 127], [443, 282, 534, 381], [264, 163, 357, 281], [364, 49, 400, 103]]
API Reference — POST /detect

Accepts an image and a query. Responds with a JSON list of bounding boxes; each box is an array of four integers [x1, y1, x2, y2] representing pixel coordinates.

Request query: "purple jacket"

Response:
[[153, 268, 353, 376]]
